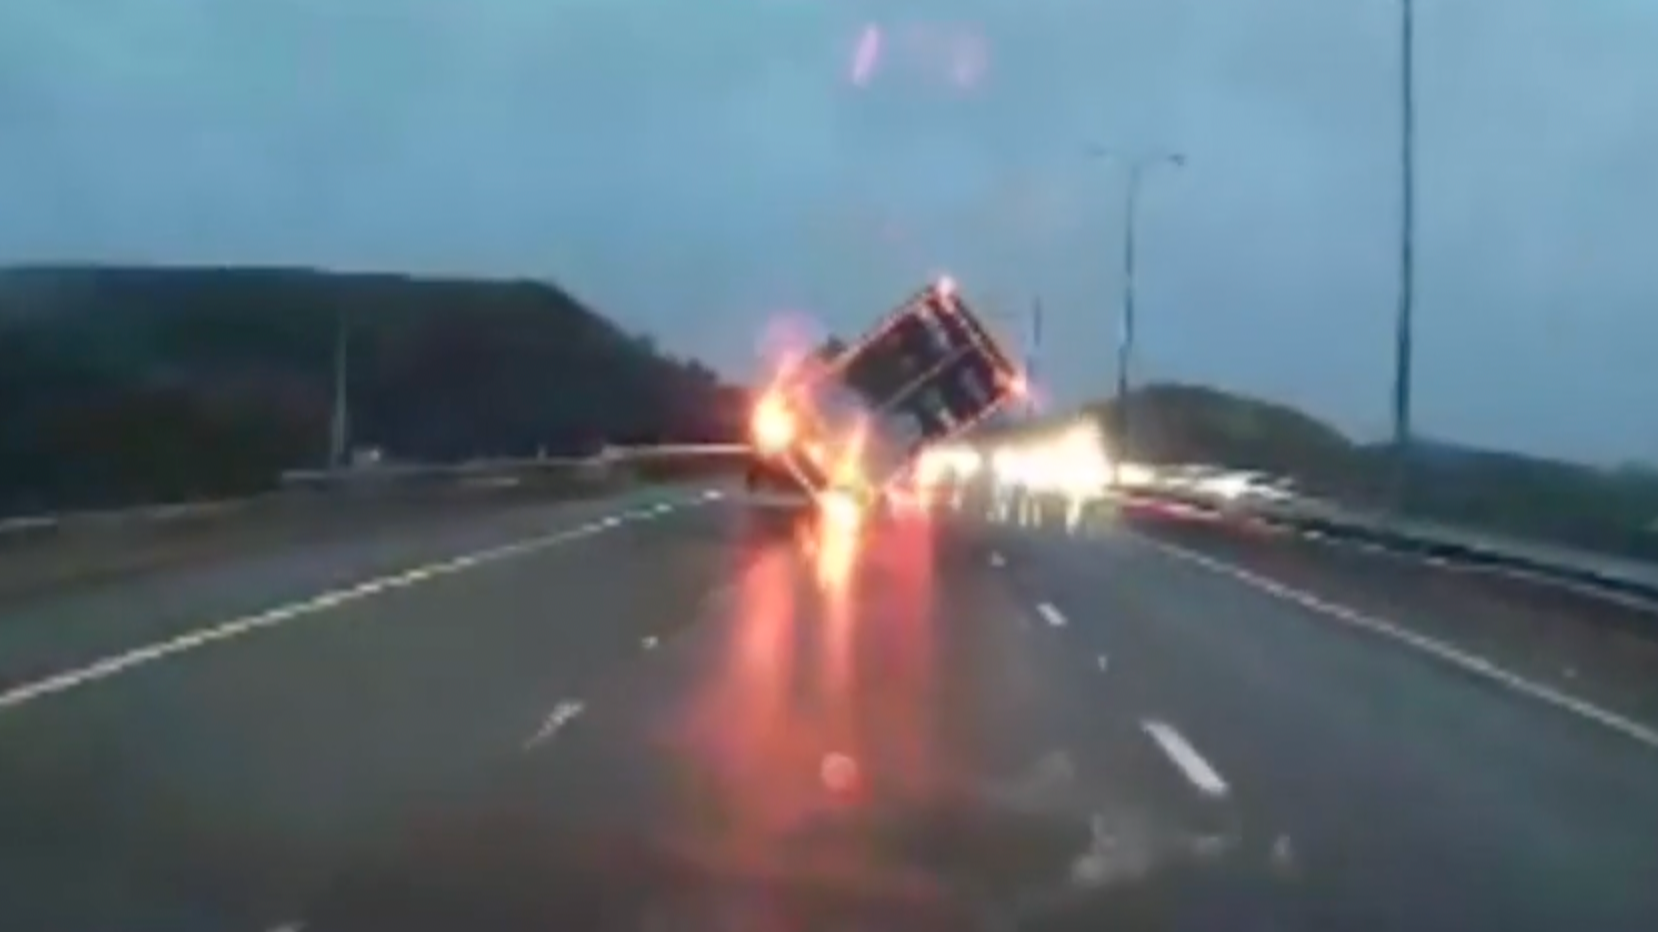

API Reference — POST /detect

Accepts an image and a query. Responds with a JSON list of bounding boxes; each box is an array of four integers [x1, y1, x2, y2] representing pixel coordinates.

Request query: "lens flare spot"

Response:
[[821, 752, 861, 794], [850, 24, 882, 87]]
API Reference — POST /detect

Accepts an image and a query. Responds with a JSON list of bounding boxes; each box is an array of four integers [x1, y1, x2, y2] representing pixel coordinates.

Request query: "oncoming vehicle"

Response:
[[745, 277, 1026, 527]]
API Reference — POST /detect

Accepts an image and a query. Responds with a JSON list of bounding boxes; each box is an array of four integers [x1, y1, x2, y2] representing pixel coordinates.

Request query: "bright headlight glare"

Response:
[[1115, 462, 1155, 488], [751, 394, 795, 454], [820, 490, 863, 531], [991, 448, 1022, 482], [915, 450, 948, 486]]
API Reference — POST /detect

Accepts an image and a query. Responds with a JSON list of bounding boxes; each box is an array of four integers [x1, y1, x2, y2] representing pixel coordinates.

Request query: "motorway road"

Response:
[[1, 484, 1657, 930]]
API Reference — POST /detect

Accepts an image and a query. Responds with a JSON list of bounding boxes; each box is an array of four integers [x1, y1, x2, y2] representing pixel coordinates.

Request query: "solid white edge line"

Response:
[[0, 498, 702, 713], [1037, 602, 1067, 627], [1142, 719, 1229, 797], [1140, 535, 1658, 751], [1284, 523, 1658, 617], [1235, 499, 1658, 629]]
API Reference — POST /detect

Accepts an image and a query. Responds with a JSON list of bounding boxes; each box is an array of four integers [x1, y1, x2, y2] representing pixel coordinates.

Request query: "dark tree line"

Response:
[[0, 266, 746, 517]]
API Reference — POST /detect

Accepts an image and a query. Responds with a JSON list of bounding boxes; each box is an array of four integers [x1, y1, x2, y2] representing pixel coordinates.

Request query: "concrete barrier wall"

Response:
[[10, 440, 1649, 613], [0, 459, 638, 604], [0, 447, 758, 604]]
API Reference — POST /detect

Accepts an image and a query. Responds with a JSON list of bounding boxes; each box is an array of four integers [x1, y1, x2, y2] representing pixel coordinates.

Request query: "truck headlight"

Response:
[[751, 393, 796, 455]]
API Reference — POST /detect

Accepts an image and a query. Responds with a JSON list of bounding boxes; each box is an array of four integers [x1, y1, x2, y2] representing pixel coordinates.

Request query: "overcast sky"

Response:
[[3, 1, 1656, 461]]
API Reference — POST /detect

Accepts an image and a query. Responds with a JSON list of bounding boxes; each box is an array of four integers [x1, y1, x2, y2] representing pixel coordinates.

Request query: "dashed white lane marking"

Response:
[[1142, 720, 1229, 797], [989, 551, 1006, 568], [1037, 602, 1068, 628], [523, 700, 585, 750], [1141, 536, 1658, 751], [0, 499, 700, 714], [642, 635, 660, 650], [1097, 655, 1110, 672]]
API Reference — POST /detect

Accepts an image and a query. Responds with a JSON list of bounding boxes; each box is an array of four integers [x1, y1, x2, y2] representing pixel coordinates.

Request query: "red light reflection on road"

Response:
[[852, 514, 938, 799], [673, 548, 806, 862], [666, 511, 945, 894], [814, 508, 859, 591]]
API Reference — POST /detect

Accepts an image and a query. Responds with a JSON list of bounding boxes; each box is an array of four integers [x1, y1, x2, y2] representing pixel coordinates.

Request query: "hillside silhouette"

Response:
[[0, 266, 744, 517]]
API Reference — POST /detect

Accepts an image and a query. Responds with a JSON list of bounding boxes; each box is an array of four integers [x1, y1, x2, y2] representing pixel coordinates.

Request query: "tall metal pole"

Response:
[[1088, 147, 1184, 452], [1116, 163, 1142, 436], [328, 311, 351, 470], [1391, 0, 1418, 509]]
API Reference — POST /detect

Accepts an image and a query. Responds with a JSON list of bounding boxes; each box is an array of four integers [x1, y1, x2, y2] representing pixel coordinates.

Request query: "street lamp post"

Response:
[[1391, 0, 1418, 510], [1088, 147, 1185, 453]]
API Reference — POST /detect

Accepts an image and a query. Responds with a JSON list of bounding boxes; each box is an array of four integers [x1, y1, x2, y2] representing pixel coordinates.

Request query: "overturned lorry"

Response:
[[745, 277, 1026, 523]]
